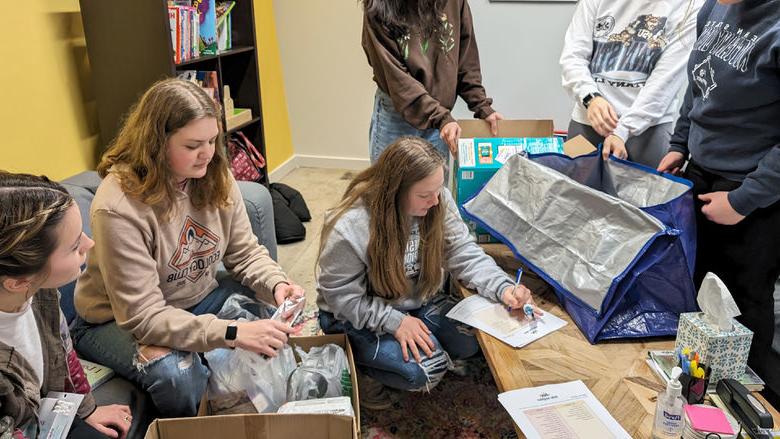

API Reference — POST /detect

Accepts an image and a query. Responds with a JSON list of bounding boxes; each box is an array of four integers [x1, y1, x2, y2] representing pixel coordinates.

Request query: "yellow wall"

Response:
[[254, 0, 294, 172], [1, 0, 98, 180], [0, 0, 293, 178]]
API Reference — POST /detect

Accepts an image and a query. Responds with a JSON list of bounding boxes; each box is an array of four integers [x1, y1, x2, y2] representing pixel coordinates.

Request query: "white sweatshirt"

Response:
[[560, 0, 703, 141]]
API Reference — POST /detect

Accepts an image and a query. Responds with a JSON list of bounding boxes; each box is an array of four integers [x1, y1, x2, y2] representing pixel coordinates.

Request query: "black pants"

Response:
[[685, 162, 780, 391], [68, 417, 110, 439]]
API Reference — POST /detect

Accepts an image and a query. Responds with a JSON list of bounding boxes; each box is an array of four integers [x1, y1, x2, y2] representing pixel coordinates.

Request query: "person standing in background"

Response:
[[561, 0, 702, 166], [362, 0, 503, 165], [658, 0, 780, 400]]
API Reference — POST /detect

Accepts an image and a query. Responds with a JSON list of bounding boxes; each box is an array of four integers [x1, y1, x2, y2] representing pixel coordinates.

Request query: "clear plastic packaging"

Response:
[[287, 344, 351, 402], [204, 293, 297, 414]]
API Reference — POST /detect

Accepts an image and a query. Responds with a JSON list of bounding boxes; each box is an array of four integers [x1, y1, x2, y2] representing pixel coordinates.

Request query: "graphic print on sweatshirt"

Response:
[[590, 13, 669, 87], [167, 216, 221, 284], [690, 20, 760, 101], [404, 223, 421, 279]]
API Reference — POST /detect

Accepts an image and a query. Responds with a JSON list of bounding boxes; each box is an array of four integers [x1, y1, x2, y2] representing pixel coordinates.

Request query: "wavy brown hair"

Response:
[[319, 137, 446, 301], [97, 78, 231, 220], [363, 0, 448, 39], [0, 171, 74, 281]]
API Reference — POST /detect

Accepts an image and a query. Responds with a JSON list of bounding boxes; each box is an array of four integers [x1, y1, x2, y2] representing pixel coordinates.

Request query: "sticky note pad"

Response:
[[685, 405, 734, 435]]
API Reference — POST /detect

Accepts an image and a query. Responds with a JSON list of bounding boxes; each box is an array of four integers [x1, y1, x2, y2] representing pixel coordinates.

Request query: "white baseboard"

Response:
[[269, 154, 370, 182], [296, 154, 370, 170], [268, 156, 298, 182]]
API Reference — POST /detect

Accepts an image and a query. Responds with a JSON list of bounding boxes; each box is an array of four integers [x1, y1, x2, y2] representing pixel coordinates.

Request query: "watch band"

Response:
[[583, 92, 602, 109], [225, 321, 238, 348]]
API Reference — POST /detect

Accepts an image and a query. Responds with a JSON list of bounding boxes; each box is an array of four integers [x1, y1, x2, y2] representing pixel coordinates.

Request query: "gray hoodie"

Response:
[[316, 188, 514, 335]]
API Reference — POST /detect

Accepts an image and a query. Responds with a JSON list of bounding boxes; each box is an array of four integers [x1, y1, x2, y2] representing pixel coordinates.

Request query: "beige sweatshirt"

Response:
[[75, 173, 288, 352]]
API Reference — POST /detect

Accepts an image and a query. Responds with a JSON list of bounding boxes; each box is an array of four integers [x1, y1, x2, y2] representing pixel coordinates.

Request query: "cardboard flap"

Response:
[[563, 135, 597, 158], [147, 414, 355, 439], [458, 119, 554, 138]]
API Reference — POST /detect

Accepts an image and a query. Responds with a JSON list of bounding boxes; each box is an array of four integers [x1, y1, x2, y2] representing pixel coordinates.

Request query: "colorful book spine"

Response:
[[195, 0, 217, 55], [179, 6, 187, 62], [168, 6, 180, 64], [191, 7, 200, 59]]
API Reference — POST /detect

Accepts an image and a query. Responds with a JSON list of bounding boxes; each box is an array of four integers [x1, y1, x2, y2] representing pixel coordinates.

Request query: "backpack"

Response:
[[269, 183, 311, 244]]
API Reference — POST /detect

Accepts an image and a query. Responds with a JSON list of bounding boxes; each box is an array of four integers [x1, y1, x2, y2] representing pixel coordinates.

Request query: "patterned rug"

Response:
[[296, 303, 518, 439]]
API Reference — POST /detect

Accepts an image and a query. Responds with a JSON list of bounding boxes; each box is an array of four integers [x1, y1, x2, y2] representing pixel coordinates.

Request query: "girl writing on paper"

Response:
[[316, 136, 538, 409]]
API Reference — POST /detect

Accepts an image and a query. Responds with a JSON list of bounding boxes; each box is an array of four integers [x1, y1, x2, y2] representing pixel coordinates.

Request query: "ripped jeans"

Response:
[[319, 294, 479, 392], [70, 277, 257, 417]]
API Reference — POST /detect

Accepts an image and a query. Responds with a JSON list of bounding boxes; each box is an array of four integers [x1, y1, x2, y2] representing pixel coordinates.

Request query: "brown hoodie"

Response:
[[75, 174, 288, 352], [362, 0, 495, 130]]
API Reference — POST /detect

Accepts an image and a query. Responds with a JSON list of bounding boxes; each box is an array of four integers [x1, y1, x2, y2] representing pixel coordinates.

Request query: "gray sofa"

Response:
[[59, 171, 277, 438]]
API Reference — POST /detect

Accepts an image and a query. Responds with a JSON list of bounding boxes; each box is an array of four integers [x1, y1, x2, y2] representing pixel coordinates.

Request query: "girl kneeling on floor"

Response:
[[70, 79, 303, 418], [0, 172, 131, 439], [316, 136, 537, 409]]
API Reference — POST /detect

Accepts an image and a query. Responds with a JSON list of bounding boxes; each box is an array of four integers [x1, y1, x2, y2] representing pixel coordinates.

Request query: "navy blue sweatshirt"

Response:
[[669, 0, 780, 216]]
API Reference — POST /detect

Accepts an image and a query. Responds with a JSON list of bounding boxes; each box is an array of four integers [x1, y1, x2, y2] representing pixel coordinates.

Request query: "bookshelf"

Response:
[[79, 0, 268, 185]]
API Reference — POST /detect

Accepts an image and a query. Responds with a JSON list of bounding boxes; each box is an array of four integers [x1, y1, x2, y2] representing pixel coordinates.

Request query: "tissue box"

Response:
[[674, 312, 753, 383]]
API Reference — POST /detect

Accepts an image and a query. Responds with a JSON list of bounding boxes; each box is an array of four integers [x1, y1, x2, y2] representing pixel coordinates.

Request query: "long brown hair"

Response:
[[363, 0, 448, 39], [319, 137, 446, 301], [0, 171, 74, 280], [97, 78, 231, 220]]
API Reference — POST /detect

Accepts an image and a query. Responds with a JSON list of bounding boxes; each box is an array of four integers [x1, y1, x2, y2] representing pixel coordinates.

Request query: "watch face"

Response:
[[225, 325, 238, 340]]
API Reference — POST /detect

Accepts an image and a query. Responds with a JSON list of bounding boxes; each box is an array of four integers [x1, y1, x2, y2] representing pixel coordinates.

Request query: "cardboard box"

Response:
[[454, 119, 596, 243], [674, 312, 753, 383], [144, 334, 360, 439]]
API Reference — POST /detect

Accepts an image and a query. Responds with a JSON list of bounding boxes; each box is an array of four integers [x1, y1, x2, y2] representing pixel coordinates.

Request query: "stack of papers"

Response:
[[446, 295, 566, 348], [498, 381, 631, 439]]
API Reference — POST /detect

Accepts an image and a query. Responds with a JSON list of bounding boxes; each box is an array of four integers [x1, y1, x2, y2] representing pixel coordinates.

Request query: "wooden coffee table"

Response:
[[456, 244, 780, 438]]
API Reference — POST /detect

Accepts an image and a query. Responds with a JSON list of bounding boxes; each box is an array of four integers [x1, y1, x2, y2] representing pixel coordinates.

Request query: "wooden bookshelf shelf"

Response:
[[227, 116, 261, 134], [175, 46, 254, 67], [80, 0, 269, 185]]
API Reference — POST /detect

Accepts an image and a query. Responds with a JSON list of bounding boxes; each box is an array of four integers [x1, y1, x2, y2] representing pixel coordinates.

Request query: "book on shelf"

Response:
[[79, 359, 115, 389], [168, 3, 201, 64], [193, 0, 217, 55], [216, 1, 235, 51], [646, 350, 764, 392], [177, 70, 220, 103]]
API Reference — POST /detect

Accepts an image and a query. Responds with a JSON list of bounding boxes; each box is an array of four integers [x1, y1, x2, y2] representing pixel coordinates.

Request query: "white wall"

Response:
[[452, 0, 577, 129], [273, 0, 375, 169], [274, 0, 578, 166]]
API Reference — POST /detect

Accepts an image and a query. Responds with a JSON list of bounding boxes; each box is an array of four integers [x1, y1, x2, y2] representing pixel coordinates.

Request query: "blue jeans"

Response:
[[319, 294, 479, 392], [369, 89, 450, 164], [71, 277, 259, 417]]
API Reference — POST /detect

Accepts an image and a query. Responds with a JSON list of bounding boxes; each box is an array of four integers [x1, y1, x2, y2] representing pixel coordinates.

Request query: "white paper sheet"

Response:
[[498, 381, 631, 439], [446, 294, 566, 348]]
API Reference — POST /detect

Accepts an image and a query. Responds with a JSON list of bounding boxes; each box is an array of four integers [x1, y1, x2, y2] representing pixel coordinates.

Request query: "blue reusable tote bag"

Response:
[[461, 152, 698, 343]]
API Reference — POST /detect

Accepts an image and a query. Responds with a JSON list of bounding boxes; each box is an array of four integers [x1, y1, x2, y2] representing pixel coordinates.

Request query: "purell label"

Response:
[[663, 410, 682, 422]]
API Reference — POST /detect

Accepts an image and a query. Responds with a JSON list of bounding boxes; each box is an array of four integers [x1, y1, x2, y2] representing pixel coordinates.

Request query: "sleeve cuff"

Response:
[[77, 393, 98, 419], [493, 280, 513, 303], [382, 309, 406, 334], [475, 106, 496, 120], [437, 113, 457, 130], [668, 144, 689, 156], [612, 125, 630, 142], [206, 318, 231, 350], [727, 189, 755, 217]]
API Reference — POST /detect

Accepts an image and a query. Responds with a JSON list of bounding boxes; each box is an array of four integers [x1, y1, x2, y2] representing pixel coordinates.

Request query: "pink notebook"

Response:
[[685, 405, 734, 435]]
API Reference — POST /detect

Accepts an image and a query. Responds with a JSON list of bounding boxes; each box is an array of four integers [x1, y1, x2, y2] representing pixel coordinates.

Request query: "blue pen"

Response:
[[506, 268, 524, 312]]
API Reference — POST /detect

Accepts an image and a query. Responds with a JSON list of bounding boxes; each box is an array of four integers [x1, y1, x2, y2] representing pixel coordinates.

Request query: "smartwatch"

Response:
[[225, 321, 238, 348], [582, 92, 603, 109]]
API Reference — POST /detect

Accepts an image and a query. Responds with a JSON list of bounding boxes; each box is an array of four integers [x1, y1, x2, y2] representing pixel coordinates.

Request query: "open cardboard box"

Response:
[[144, 334, 360, 439], [455, 119, 596, 242]]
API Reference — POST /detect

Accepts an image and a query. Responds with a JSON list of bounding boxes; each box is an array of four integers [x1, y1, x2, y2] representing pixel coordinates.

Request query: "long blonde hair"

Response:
[[97, 78, 231, 219], [319, 137, 446, 301], [0, 171, 74, 280]]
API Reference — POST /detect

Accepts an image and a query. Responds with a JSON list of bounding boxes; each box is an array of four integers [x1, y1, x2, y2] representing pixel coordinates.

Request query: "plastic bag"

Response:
[[287, 344, 351, 402], [204, 293, 297, 414]]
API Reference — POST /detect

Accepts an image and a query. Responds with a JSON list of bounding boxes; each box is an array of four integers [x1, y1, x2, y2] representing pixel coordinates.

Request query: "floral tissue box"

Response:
[[674, 312, 753, 383]]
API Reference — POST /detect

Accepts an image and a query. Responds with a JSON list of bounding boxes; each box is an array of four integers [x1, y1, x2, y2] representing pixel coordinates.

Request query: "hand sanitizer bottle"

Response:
[[652, 366, 686, 439]]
